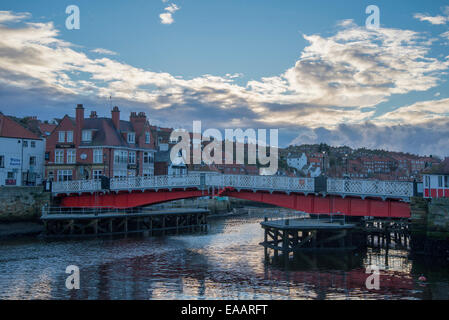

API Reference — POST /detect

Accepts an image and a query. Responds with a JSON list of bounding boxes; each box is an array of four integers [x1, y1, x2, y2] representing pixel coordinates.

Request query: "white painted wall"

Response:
[[0, 137, 45, 186], [287, 153, 307, 171]]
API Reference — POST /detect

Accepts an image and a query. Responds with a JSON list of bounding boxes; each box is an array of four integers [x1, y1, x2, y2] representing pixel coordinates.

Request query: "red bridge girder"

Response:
[[222, 191, 410, 218], [58, 188, 411, 218]]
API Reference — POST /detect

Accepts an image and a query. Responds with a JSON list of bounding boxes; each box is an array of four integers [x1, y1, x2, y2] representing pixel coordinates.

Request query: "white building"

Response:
[[0, 114, 45, 186], [287, 153, 308, 171]]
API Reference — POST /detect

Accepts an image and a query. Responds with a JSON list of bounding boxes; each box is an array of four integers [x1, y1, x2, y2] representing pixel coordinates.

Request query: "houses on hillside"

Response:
[[0, 107, 446, 186]]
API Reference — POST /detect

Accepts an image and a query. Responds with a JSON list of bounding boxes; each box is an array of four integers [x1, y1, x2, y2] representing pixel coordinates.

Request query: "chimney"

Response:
[[130, 111, 146, 123], [90, 111, 97, 119], [111, 106, 120, 130], [76, 104, 84, 144]]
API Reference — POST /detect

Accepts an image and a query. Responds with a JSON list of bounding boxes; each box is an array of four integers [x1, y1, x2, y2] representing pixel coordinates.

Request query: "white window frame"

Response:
[[57, 170, 72, 182], [82, 130, 92, 142], [129, 151, 136, 164], [58, 131, 65, 143], [93, 149, 103, 164], [67, 149, 76, 164], [55, 150, 64, 164], [93, 170, 103, 180], [128, 132, 135, 144], [66, 131, 73, 143], [145, 132, 150, 144]]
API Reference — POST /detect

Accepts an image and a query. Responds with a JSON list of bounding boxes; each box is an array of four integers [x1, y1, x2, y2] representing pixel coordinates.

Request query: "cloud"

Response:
[[414, 13, 447, 25], [1, 11, 449, 156], [91, 48, 118, 56], [414, 6, 449, 26], [376, 98, 449, 125], [159, 3, 180, 25], [0, 10, 30, 23], [289, 120, 449, 157]]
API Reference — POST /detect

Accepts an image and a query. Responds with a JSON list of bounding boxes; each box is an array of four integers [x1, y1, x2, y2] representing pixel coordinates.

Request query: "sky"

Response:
[[0, 0, 448, 156]]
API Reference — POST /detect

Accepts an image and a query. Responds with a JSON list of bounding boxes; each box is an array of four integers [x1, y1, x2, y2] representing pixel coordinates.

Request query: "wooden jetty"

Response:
[[260, 218, 356, 262], [41, 208, 208, 237], [363, 218, 410, 249]]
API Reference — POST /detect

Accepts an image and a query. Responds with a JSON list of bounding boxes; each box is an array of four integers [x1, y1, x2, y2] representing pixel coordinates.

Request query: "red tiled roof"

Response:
[[423, 158, 449, 175], [0, 114, 41, 140]]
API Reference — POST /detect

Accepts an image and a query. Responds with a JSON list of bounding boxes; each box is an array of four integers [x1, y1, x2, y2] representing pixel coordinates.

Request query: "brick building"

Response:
[[45, 105, 156, 181]]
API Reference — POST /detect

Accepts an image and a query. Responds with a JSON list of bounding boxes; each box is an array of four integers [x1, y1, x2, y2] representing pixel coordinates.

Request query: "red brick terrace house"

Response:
[[45, 104, 156, 181]]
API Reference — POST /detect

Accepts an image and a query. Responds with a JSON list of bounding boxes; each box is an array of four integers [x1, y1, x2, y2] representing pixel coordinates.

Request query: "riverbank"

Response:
[[0, 221, 44, 239]]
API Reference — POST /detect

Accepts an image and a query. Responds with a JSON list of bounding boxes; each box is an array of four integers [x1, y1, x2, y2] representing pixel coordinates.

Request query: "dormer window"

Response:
[[128, 132, 135, 144], [82, 130, 92, 142]]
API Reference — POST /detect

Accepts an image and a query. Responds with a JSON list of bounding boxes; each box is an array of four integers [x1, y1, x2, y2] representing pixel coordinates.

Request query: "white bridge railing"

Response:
[[205, 174, 314, 192], [52, 174, 315, 194], [51, 174, 414, 199], [51, 179, 101, 194], [326, 179, 414, 198], [110, 175, 202, 190]]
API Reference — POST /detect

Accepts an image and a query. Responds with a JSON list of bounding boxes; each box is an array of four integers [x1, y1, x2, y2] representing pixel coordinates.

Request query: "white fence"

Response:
[[326, 179, 414, 198], [51, 174, 414, 199], [205, 174, 314, 193], [52, 174, 315, 194], [110, 175, 202, 190], [51, 179, 101, 193]]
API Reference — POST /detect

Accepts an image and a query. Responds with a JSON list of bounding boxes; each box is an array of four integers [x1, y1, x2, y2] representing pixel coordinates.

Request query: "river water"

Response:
[[1, 211, 449, 300]]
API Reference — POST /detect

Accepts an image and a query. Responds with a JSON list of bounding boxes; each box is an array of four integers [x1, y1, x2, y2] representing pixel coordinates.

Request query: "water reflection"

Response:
[[0, 212, 449, 300]]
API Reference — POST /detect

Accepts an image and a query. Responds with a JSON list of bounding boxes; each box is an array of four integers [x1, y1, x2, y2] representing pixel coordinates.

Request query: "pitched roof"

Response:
[[0, 113, 41, 140], [423, 158, 449, 175], [80, 118, 129, 147]]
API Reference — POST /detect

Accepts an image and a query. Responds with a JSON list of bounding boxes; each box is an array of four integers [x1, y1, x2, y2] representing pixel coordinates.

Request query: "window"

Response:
[[114, 150, 128, 164], [0, 155, 4, 168], [58, 131, 65, 143], [129, 151, 136, 164], [67, 149, 76, 164], [66, 131, 73, 143], [93, 170, 103, 180], [31, 141, 36, 148], [143, 152, 153, 164], [82, 130, 92, 142], [29, 156, 36, 166], [113, 170, 127, 178], [445, 176, 449, 188], [93, 149, 103, 164], [55, 150, 64, 164], [7, 172, 15, 179], [145, 132, 150, 144], [23, 140, 28, 147], [438, 176, 443, 188], [128, 132, 135, 144], [57, 170, 72, 182], [47, 171, 54, 181]]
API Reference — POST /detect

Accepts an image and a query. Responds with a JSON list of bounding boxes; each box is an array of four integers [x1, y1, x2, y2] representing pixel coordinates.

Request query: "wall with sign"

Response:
[[0, 137, 45, 186]]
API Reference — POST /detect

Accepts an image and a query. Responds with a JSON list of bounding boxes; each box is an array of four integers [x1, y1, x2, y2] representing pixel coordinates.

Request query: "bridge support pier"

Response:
[[42, 208, 209, 238], [260, 218, 356, 263]]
